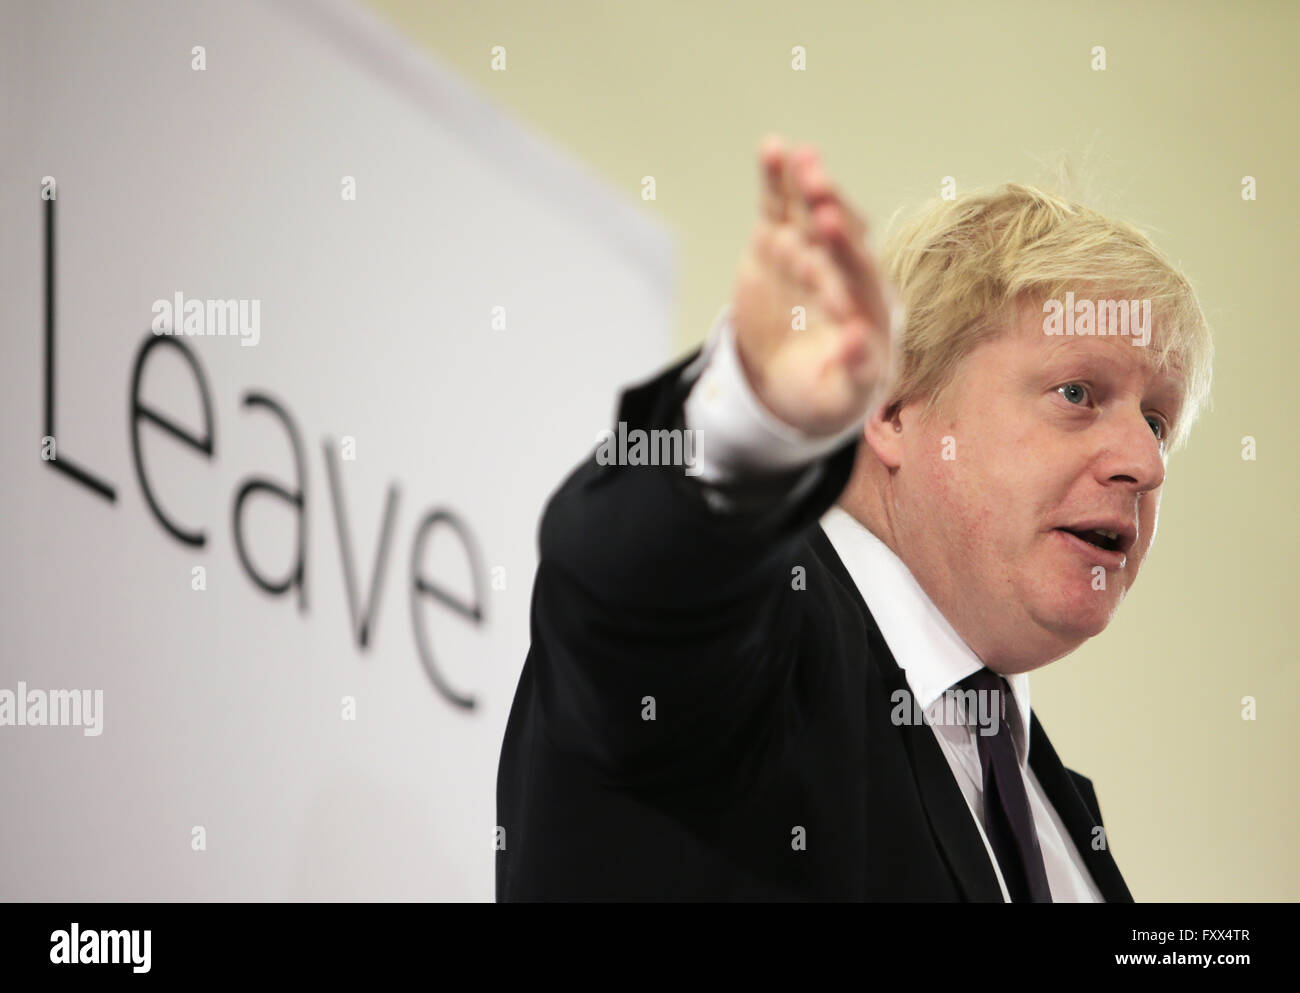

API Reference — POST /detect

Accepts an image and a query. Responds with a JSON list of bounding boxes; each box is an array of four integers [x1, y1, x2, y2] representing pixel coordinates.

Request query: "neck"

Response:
[[835, 463, 1067, 675]]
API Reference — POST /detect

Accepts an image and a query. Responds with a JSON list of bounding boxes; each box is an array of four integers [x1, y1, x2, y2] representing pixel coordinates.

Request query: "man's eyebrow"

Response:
[[1036, 336, 1172, 379]]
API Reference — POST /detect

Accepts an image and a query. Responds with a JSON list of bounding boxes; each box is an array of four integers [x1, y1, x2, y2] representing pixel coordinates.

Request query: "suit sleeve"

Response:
[[529, 345, 860, 788]]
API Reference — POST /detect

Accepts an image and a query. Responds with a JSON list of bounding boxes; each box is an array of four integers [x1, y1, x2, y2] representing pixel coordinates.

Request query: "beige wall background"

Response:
[[366, 0, 1299, 901]]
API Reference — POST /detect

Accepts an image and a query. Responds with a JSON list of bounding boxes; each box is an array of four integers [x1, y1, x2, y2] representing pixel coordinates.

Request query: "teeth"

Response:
[[1092, 529, 1119, 541]]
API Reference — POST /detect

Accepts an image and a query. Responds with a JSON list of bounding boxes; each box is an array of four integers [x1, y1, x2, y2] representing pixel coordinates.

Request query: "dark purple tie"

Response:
[[960, 668, 1053, 903]]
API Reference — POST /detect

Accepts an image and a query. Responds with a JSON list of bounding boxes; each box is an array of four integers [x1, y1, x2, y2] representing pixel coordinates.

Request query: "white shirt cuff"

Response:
[[683, 304, 865, 484]]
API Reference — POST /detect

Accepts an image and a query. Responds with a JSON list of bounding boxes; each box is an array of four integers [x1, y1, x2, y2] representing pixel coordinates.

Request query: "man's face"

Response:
[[887, 299, 1187, 672]]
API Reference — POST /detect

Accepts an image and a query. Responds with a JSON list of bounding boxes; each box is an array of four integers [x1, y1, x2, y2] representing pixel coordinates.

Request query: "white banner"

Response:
[[0, 0, 674, 900]]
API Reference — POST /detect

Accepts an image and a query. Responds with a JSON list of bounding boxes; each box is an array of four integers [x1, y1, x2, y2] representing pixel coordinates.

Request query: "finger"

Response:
[[771, 226, 855, 327], [784, 143, 818, 240], [841, 200, 869, 245], [813, 200, 866, 252], [795, 160, 834, 247], [836, 318, 871, 369], [831, 198, 869, 247], [797, 242, 855, 322], [802, 168, 868, 245], [769, 223, 803, 275], [759, 135, 787, 224], [787, 236, 885, 381], [824, 215, 893, 333]]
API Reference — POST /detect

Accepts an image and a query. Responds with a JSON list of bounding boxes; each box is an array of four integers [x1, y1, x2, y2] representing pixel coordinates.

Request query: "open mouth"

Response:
[[1055, 527, 1122, 553]]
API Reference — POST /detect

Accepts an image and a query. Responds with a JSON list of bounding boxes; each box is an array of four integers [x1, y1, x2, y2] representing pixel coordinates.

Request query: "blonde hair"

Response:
[[878, 184, 1213, 453]]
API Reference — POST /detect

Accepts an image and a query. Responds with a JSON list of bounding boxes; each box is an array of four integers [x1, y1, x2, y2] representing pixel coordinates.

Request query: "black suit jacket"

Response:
[[496, 350, 1134, 902]]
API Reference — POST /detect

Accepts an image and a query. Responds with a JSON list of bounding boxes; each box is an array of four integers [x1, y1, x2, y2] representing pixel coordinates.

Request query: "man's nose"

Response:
[[1094, 408, 1166, 493]]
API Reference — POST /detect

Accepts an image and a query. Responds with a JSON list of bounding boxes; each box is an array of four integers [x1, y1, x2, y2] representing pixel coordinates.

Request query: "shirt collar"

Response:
[[819, 505, 1032, 767]]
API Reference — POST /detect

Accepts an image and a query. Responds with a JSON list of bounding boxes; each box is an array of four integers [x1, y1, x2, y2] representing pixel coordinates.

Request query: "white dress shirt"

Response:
[[683, 305, 1104, 902]]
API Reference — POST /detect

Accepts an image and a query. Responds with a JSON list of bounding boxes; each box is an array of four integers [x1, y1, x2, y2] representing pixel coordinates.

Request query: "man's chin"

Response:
[[1020, 579, 1124, 645], [1040, 594, 1118, 643]]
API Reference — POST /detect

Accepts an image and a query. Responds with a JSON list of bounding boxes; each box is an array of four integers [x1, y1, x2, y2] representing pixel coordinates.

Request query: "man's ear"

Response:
[[864, 399, 906, 470]]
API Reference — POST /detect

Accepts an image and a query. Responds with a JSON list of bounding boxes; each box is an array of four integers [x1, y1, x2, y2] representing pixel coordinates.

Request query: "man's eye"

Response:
[[1057, 383, 1089, 405], [1057, 384, 1167, 446]]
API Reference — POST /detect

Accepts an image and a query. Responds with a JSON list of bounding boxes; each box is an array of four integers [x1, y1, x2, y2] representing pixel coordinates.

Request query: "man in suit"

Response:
[[496, 136, 1213, 901]]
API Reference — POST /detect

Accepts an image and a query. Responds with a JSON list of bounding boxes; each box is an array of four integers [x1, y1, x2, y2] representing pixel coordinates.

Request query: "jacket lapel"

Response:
[[809, 525, 1005, 902], [1028, 717, 1134, 902], [894, 664, 1008, 902]]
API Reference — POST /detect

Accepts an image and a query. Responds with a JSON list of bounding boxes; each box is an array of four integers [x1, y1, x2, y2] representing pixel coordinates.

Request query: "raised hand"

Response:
[[730, 136, 896, 437]]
